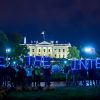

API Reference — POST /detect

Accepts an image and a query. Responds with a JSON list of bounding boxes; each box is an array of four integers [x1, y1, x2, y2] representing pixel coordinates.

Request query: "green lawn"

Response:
[[41, 73, 66, 81], [5, 86, 100, 100]]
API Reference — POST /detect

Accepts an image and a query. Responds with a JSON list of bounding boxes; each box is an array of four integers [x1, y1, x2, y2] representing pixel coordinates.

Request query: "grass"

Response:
[[5, 86, 100, 100], [40, 73, 66, 82]]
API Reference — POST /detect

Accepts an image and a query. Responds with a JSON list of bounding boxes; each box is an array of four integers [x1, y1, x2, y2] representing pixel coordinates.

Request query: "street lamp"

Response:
[[84, 47, 95, 54], [6, 48, 11, 53], [13, 61, 16, 66], [83, 46, 96, 58], [6, 48, 11, 66], [64, 60, 67, 64]]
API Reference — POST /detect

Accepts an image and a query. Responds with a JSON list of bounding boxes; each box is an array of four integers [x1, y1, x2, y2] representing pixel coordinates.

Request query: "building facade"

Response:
[[25, 41, 71, 58]]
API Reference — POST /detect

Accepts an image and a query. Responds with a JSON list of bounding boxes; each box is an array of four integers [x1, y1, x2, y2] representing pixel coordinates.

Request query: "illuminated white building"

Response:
[[23, 32, 71, 58], [24, 40, 71, 58]]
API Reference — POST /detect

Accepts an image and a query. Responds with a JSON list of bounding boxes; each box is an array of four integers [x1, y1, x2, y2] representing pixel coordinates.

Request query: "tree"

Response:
[[12, 44, 29, 64], [6, 32, 22, 46], [67, 46, 80, 59], [14, 45, 29, 58], [0, 32, 8, 56], [6, 32, 29, 64]]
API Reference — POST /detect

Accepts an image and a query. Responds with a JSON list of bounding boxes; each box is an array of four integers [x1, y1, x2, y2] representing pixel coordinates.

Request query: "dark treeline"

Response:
[[0, 32, 29, 64]]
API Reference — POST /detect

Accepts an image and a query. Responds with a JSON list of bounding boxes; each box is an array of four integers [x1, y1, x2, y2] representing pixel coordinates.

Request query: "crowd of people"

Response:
[[64, 65, 100, 87], [0, 65, 51, 89], [0, 64, 100, 90]]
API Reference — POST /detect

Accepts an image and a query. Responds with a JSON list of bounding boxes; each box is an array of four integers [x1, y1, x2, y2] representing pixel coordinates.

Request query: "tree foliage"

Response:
[[0, 32, 29, 65], [12, 44, 29, 64], [8, 33, 29, 59], [67, 46, 80, 59], [14, 45, 29, 58], [6, 32, 22, 46], [6, 32, 29, 63], [0, 32, 8, 55]]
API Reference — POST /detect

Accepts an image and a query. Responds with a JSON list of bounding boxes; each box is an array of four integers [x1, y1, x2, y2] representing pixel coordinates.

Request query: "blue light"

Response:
[[6, 48, 11, 53], [84, 48, 92, 52], [13, 61, 16, 65], [64, 61, 67, 64], [84, 47, 95, 54], [28, 56, 31, 65]]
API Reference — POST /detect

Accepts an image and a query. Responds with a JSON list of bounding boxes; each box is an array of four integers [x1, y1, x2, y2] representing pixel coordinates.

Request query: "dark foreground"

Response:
[[0, 86, 100, 100]]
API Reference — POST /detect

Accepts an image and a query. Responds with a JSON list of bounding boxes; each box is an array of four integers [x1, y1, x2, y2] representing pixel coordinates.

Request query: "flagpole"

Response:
[[41, 31, 45, 41]]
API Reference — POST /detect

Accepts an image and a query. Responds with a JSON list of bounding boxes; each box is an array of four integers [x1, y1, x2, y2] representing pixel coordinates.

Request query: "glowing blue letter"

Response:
[[96, 58, 100, 69]]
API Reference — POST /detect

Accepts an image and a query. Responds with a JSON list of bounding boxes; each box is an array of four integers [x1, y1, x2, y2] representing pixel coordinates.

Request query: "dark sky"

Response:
[[0, 0, 100, 50]]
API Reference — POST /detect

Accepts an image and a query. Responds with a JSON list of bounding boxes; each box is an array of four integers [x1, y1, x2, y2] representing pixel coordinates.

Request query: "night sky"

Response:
[[0, 0, 100, 50]]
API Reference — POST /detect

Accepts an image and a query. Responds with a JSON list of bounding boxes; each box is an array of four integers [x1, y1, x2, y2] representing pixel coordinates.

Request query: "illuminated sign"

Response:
[[25, 56, 51, 66], [72, 58, 100, 70], [34, 56, 51, 66], [0, 57, 5, 67]]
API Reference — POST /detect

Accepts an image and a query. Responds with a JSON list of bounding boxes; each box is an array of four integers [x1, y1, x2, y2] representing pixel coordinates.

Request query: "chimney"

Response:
[[51, 41, 54, 44], [31, 40, 33, 44], [56, 41, 58, 44], [24, 36, 26, 44]]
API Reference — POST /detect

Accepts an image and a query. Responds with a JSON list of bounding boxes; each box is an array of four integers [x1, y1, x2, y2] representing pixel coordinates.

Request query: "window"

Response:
[[44, 49, 45, 52], [48, 49, 50, 52], [59, 55, 61, 58], [59, 49, 61, 52], [63, 55, 65, 58], [55, 54, 56, 58], [55, 49, 56, 51], [32, 49, 34, 52], [38, 49, 40, 52], [63, 49, 65, 52]]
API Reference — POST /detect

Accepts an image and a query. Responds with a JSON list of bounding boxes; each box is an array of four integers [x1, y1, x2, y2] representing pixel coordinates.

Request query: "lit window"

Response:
[[63, 49, 65, 52], [32, 49, 34, 52], [59, 49, 61, 52], [38, 49, 40, 52], [44, 49, 45, 52], [48, 49, 50, 52]]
